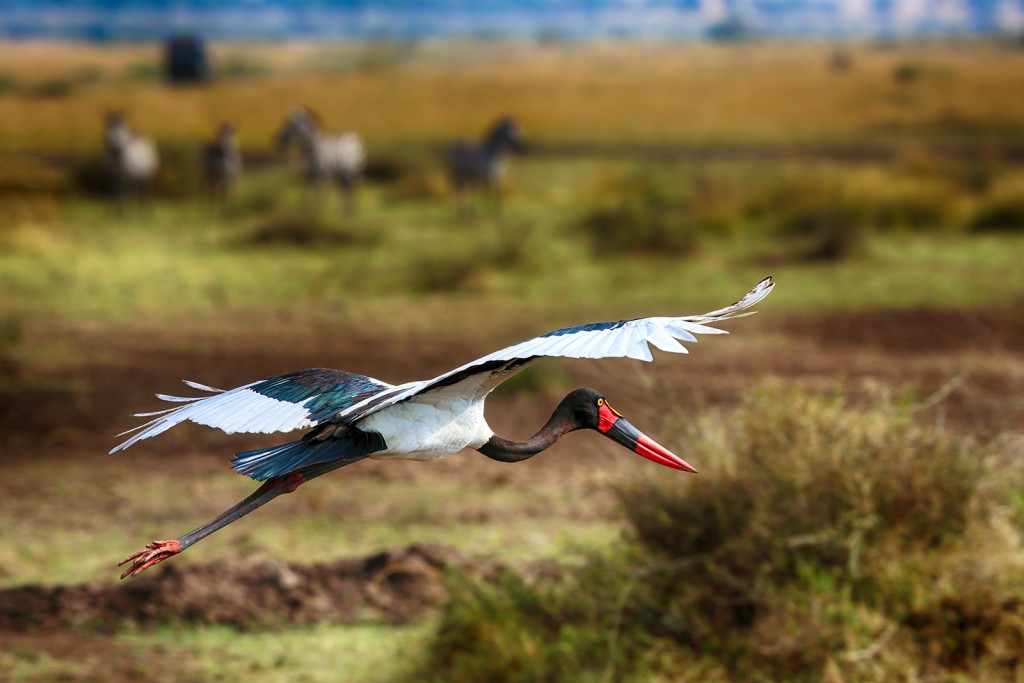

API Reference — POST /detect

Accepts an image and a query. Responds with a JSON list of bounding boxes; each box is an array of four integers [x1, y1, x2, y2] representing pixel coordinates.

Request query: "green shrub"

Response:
[[64, 144, 199, 201], [768, 184, 871, 262], [892, 62, 925, 85], [401, 225, 535, 293], [405, 249, 482, 293], [412, 384, 1024, 683], [217, 58, 270, 80], [752, 170, 962, 261], [240, 210, 357, 247], [25, 78, 77, 100], [356, 42, 417, 72], [970, 185, 1024, 233], [128, 61, 162, 83], [150, 143, 201, 200], [65, 154, 112, 198], [0, 157, 66, 195], [0, 74, 20, 97], [385, 170, 450, 203], [577, 172, 709, 257]]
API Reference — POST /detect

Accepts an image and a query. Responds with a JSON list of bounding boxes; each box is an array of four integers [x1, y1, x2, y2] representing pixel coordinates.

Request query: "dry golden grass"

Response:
[[2, 42, 1024, 151]]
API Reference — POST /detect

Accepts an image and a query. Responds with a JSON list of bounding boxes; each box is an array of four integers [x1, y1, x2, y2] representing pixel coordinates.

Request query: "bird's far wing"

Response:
[[337, 276, 775, 424], [110, 368, 393, 454]]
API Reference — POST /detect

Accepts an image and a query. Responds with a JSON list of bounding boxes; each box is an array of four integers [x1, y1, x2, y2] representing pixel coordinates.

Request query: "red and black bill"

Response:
[[597, 402, 697, 473]]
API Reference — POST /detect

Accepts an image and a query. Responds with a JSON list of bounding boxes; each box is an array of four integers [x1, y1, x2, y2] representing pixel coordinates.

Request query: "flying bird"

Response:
[[114, 277, 774, 578]]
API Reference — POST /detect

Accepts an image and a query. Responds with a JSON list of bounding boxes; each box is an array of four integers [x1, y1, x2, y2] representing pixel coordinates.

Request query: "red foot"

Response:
[[118, 539, 181, 579]]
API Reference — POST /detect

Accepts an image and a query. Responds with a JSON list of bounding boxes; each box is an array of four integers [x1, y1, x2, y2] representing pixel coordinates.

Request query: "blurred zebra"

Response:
[[202, 122, 242, 206], [447, 117, 527, 215], [104, 111, 159, 214], [275, 106, 365, 215]]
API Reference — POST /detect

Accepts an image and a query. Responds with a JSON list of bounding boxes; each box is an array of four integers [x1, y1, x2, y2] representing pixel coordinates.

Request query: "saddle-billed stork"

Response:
[[114, 277, 774, 578]]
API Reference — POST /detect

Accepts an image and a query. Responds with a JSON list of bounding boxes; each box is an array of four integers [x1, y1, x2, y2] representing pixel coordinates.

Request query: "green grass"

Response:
[[0, 623, 433, 683], [0, 456, 620, 588], [121, 623, 432, 683], [4, 160, 1024, 340]]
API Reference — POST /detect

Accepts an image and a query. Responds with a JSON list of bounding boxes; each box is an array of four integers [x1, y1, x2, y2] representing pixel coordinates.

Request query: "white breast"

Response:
[[359, 395, 493, 462]]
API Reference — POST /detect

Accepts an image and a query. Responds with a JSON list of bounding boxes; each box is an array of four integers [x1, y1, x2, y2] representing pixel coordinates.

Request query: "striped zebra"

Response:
[[201, 122, 242, 206], [104, 111, 159, 213], [275, 106, 365, 215], [447, 117, 527, 215]]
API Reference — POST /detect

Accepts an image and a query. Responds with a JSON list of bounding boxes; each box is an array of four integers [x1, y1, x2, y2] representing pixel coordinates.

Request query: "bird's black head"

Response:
[[559, 387, 697, 473], [558, 387, 605, 429]]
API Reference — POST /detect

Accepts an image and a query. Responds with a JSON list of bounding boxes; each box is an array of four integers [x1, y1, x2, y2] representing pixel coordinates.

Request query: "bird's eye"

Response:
[[596, 398, 604, 407]]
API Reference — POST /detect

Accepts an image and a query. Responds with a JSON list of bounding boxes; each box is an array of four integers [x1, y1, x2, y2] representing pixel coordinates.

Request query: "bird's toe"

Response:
[[118, 539, 181, 579]]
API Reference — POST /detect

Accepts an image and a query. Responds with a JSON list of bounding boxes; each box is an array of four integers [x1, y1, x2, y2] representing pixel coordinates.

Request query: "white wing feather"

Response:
[[337, 276, 774, 423]]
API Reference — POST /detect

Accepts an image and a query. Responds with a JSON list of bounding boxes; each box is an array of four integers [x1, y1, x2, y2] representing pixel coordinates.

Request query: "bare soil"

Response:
[[788, 307, 1024, 355], [0, 545, 479, 633]]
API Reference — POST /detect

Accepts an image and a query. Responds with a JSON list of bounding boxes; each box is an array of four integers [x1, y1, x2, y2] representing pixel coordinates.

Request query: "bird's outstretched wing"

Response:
[[111, 277, 773, 456], [336, 276, 775, 423], [110, 369, 392, 453]]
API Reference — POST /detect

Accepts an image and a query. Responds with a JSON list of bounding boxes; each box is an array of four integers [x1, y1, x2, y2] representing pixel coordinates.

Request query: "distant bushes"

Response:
[[403, 227, 534, 293], [764, 181, 872, 261], [0, 74, 18, 97], [752, 171, 961, 261], [413, 383, 1024, 682], [385, 169, 450, 204], [63, 143, 198, 200], [241, 210, 359, 248], [6, 147, 1024, 254], [574, 164, 978, 264], [970, 183, 1024, 233], [0, 68, 107, 100], [892, 61, 925, 86], [576, 172, 726, 257], [216, 58, 270, 80]]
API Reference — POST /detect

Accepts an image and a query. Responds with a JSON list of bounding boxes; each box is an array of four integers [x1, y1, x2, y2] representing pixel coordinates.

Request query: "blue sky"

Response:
[[2, 0, 1023, 39]]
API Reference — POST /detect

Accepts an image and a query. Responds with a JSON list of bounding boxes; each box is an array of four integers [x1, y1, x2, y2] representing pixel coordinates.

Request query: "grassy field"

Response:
[[2, 40, 1024, 683]]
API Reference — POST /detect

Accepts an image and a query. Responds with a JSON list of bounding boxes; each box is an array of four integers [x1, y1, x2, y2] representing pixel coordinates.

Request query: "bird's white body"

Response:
[[361, 395, 493, 462]]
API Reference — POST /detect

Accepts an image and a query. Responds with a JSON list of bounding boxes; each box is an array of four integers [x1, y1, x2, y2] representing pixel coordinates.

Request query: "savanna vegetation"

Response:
[[417, 384, 1024, 682], [1, 40, 1023, 683]]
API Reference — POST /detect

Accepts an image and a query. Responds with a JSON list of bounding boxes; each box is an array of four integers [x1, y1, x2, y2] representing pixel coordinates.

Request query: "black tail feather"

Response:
[[232, 429, 386, 481]]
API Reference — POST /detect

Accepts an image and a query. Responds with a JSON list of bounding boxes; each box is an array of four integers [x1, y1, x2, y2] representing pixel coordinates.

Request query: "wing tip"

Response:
[[697, 275, 775, 320], [739, 275, 774, 307]]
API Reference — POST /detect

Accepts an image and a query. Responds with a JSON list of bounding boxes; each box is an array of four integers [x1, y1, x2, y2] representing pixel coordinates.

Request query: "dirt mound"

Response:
[[788, 307, 1024, 354], [0, 545, 486, 633]]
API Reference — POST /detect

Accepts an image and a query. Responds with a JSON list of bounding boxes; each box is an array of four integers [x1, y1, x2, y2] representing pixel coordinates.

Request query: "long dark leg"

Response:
[[341, 176, 356, 217], [118, 458, 365, 578]]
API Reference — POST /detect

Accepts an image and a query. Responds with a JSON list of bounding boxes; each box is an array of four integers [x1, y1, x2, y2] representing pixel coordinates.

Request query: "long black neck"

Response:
[[478, 396, 582, 463]]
